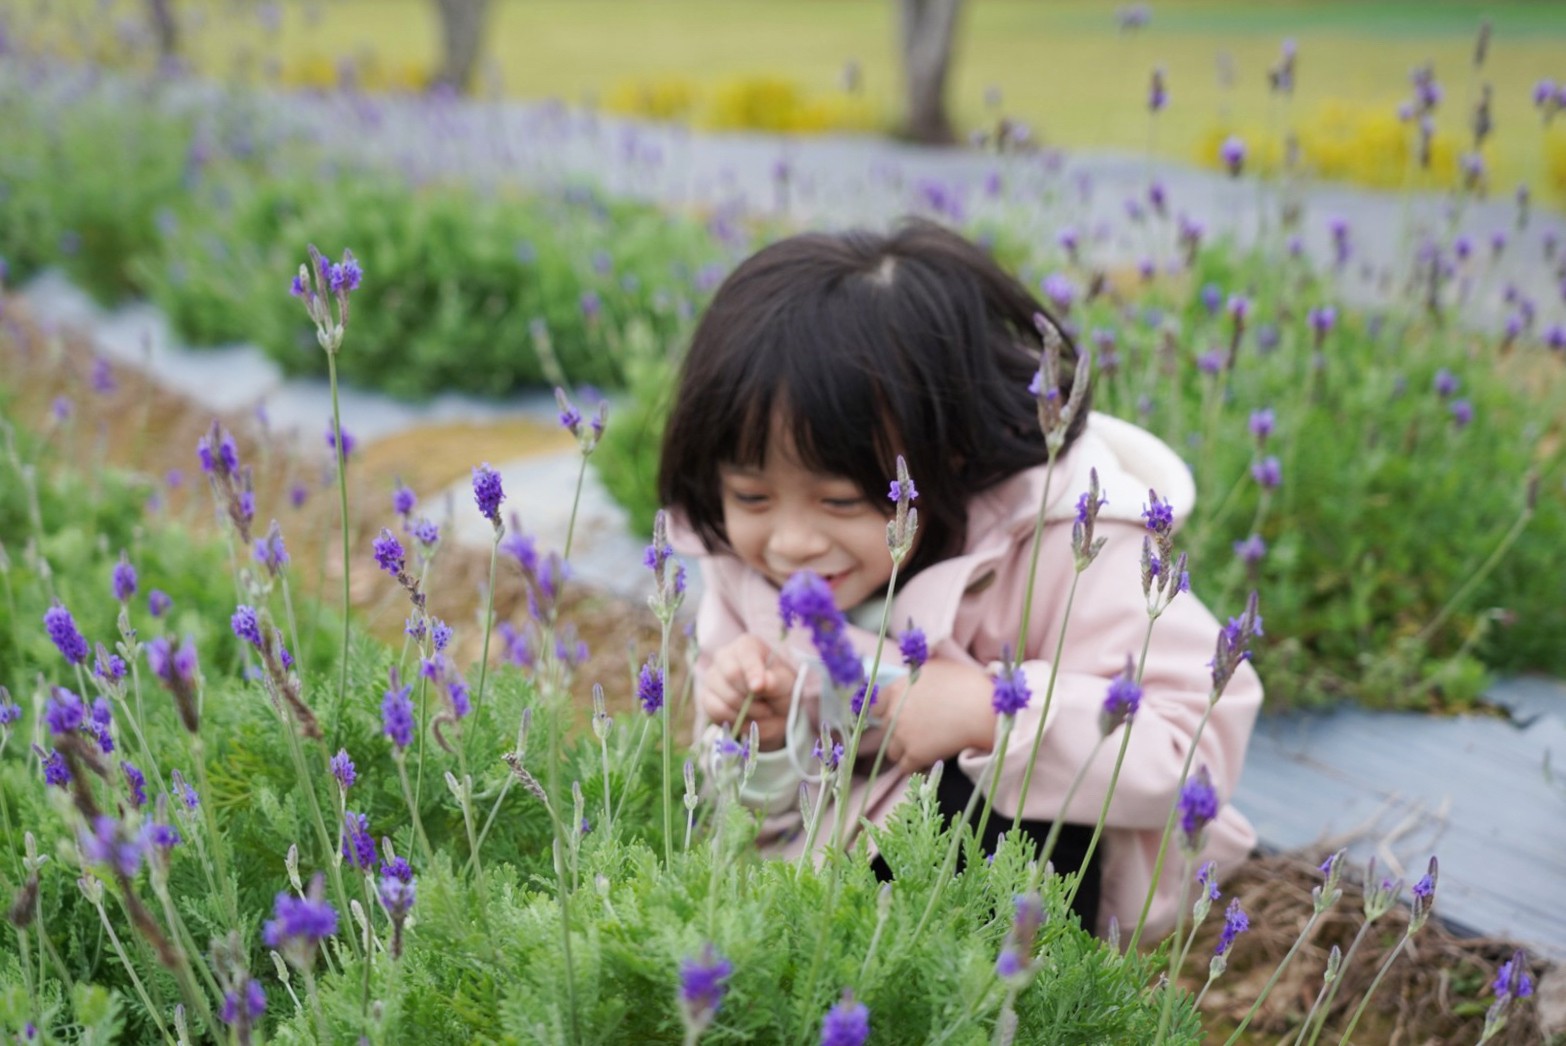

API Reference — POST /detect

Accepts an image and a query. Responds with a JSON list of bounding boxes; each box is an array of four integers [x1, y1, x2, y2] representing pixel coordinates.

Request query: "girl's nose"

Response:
[[767, 512, 830, 565]]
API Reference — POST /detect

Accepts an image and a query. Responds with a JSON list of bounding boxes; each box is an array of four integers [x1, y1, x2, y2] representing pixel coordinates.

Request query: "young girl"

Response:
[[658, 220, 1261, 939]]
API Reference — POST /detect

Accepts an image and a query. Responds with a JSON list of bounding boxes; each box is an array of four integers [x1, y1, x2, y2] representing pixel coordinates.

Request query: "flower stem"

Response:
[[90, 896, 174, 1044], [395, 753, 434, 866], [1010, 569, 1083, 836], [326, 352, 351, 753], [1333, 933, 1411, 1046], [1416, 483, 1534, 647], [1153, 852, 1195, 1043], [471, 532, 501, 721], [1220, 909, 1324, 1046]]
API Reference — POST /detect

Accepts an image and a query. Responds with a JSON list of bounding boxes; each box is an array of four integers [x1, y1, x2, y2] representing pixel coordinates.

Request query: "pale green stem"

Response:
[[1012, 449, 1060, 654], [278, 706, 358, 956], [660, 616, 674, 865], [1221, 909, 1325, 1046], [395, 753, 434, 866], [471, 531, 502, 721], [1035, 735, 1106, 871], [92, 899, 174, 1044], [280, 573, 304, 681], [563, 453, 588, 561], [1127, 688, 1222, 954], [1060, 719, 1135, 917], [829, 557, 902, 854], [598, 732, 612, 837], [1300, 921, 1375, 1046], [1154, 852, 1196, 1043], [1010, 569, 1083, 836], [302, 965, 330, 1044], [1334, 933, 1412, 1046], [326, 352, 351, 753], [609, 717, 654, 830], [190, 737, 238, 927]]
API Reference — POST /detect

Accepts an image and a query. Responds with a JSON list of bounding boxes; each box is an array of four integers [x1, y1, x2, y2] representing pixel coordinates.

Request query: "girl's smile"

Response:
[[718, 432, 898, 611]]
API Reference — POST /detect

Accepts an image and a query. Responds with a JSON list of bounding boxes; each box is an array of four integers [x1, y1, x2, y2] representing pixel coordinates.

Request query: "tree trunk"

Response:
[[431, 0, 492, 93], [897, 0, 964, 145], [145, 0, 178, 58]]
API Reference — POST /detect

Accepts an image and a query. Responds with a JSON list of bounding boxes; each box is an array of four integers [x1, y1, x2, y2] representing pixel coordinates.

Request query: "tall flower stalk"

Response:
[[290, 245, 362, 750]]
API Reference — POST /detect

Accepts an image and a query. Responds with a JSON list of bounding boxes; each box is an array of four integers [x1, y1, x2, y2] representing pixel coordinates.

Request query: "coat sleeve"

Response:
[[957, 518, 1263, 830]]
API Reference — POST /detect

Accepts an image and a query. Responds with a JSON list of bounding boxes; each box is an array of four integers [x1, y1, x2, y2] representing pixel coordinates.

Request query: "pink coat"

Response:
[[674, 413, 1262, 938]]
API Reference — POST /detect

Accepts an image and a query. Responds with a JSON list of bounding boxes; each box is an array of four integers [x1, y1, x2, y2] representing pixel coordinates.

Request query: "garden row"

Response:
[[4, 62, 1566, 713]]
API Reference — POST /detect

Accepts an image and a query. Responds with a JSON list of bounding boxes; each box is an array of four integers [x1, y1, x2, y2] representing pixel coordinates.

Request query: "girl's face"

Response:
[[718, 429, 896, 611]]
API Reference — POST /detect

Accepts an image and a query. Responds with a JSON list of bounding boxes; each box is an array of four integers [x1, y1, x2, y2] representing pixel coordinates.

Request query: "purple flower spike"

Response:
[[1450, 399, 1474, 429], [340, 811, 376, 871], [330, 748, 356, 791], [1248, 408, 1275, 443], [472, 464, 505, 527], [1098, 655, 1142, 735], [821, 991, 870, 1046], [382, 672, 414, 749], [262, 874, 337, 968], [148, 589, 173, 618], [778, 572, 863, 689], [1219, 135, 1246, 177], [111, 553, 137, 604], [1141, 490, 1175, 536], [372, 529, 405, 577], [991, 654, 1031, 717], [44, 603, 89, 665], [898, 625, 928, 675], [1196, 860, 1220, 902], [678, 944, 733, 1035], [1433, 368, 1459, 397], [1177, 765, 1219, 852], [44, 688, 85, 736], [1214, 897, 1249, 955], [1494, 950, 1534, 1002], [636, 657, 664, 715], [1251, 456, 1282, 490], [122, 761, 147, 808], [392, 483, 416, 517], [231, 605, 263, 648], [887, 478, 918, 504], [1233, 534, 1267, 566], [79, 815, 144, 878]]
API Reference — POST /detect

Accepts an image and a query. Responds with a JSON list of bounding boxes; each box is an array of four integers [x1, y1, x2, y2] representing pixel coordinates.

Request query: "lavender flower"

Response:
[[1098, 655, 1142, 735], [1147, 66, 1167, 112], [410, 517, 439, 547], [378, 871, 416, 958], [678, 944, 733, 1035], [899, 625, 927, 676], [148, 590, 173, 618], [91, 357, 117, 395], [171, 768, 199, 808], [392, 483, 416, 517], [1251, 456, 1282, 489], [79, 816, 144, 878], [328, 252, 363, 294], [1196, 860, 1220, 903], [44, 603, 89, 665], [324, 422, 354, 461], [821, 991, 870, 1046], [472, 464, 505, 528], [887, 477, 918, 504], [1213, 898, 1249, 955], [996, 892, 1044, 981], [430, 618, 452, 652], [219, 980, 267, 1028], [1450, 399, 1474, 429], [143, 822, 181, 851], [636, 657, 664, 715], [330, 749, 356, 791], [1433, 368, 1459, 397], [231, 605, 263, 648], [111, 553, 137, 604], [850, 683, 878, 718], [1219, 135, 1246, 176], [122, 761, 147, 808], [1493, 950, 1534, 1001], [44, 687, 85, 735], [1141, 489, 1175, 536], [42, 750, 70, 787], [1177, 765, 1219, 852], [262, 874, 337, 968], [778, 572, 863, 689], [382, 672, 414, 749], [1308, 305, 1337, 342], [253, 520, 289, 575], [1248, 408, 1275, 443], [1211, 591, 1264, 693], [1233, 534, 1267, 567], [503, 527, 539, 572], [991, 655, 1031, 717], [372, 529, 405, 577], [340, 811, 376, 871], [0, 692, 22, 730]]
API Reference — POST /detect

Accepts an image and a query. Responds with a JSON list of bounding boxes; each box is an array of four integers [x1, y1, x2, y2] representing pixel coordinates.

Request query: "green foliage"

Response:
[[0, 75, 726, 398], [0, 400, 1188, 1043]]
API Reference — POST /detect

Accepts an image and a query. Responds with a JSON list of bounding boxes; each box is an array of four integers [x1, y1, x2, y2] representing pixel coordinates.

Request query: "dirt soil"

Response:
[[1, 299, 1552, 1045]]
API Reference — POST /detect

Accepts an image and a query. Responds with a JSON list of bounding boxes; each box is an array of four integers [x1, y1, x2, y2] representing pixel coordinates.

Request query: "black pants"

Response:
[[870, 756, 1103, 931]]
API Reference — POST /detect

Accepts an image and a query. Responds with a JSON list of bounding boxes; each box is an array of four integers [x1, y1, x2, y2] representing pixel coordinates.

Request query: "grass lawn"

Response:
[[22, 0, 1560, 186]]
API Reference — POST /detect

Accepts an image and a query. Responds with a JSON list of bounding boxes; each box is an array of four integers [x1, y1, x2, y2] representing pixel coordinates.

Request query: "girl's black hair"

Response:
[[658, 219, 1091, 577]]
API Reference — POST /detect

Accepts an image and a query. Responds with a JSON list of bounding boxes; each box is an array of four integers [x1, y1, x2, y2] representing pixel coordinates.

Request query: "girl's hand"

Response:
[[699, 634, 798, 751], [883, 658, 998, 772]]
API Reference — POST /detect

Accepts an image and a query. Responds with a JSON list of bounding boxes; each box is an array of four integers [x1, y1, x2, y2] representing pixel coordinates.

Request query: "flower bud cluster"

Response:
[[885, 455, 919, 563], [290, 245, 362, 354], [1031, 313, 1092, 456], [197, 420, 256, 545]]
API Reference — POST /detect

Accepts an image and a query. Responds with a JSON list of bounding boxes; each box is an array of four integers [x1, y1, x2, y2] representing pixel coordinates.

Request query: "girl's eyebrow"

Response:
[[717, 464, 761, 477]]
